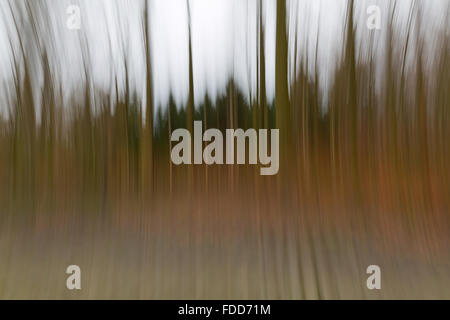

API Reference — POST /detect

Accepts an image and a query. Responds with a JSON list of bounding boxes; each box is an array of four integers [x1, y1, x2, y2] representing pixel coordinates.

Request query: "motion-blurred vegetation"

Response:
[[0, 0, 449, 299]]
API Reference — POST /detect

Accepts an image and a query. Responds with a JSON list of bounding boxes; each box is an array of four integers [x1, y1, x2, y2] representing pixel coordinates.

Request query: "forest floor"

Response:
[[1, 192, 449, 299]]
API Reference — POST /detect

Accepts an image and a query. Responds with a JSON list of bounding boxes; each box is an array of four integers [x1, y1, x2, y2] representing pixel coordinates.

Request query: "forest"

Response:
[[0, 0, 449, 299]]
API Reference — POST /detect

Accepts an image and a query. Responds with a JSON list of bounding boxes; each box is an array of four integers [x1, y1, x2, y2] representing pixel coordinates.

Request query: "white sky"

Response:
[[0, 0, 448, 116]]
